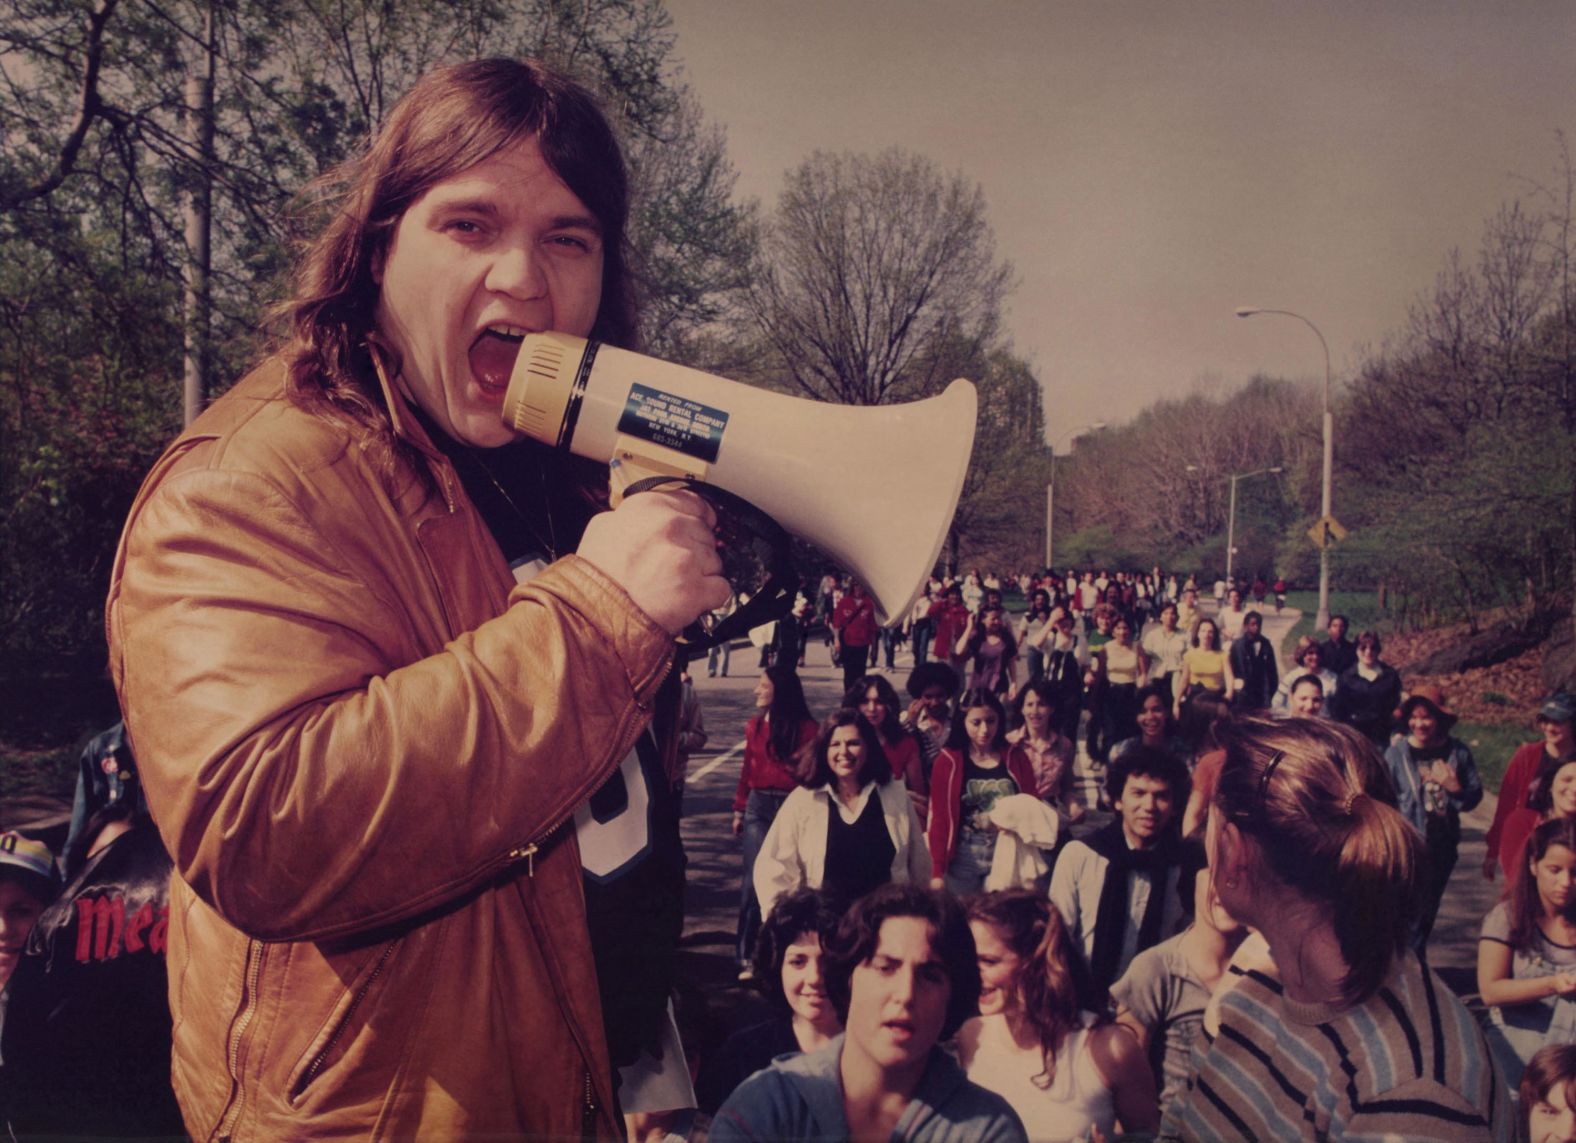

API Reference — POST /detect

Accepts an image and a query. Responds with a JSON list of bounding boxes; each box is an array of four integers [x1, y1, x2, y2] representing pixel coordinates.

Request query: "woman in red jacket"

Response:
[[733, 664, 818, 978], [925, 688, 1036, 896], [1485, 692, 1576, 885]]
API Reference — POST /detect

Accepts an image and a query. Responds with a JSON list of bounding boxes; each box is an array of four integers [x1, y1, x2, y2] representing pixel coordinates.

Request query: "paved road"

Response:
[[672, 600, 1502, 1051]]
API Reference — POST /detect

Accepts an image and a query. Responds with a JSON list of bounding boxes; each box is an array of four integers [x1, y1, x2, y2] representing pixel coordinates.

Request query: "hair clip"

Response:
[[1256, 749, 1286, 816]]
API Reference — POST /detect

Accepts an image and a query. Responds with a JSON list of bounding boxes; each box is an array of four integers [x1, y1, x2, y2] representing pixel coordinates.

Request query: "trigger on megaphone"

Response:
[[501, 331, 977, 626]]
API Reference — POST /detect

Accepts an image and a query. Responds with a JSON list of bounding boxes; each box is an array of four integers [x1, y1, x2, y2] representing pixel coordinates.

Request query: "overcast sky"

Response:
[[664, 0, 1576, 443]]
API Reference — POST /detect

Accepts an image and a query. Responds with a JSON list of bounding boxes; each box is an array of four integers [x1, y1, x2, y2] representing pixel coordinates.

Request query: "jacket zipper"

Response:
[[581, 1068, 598, 1139], [215, 939, 264, 1142], [505, 708, 665, 881], [437, 464, 457, 513], [507, 814, 571, 878], [294, 938, 399, 1097]]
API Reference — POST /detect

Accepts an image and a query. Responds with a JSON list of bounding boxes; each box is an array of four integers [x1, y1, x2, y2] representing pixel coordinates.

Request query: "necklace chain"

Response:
[[465, 445, 560, 561]]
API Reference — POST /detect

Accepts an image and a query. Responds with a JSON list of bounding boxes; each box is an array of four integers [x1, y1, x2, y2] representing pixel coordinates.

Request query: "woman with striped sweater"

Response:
[[1161, 714, 1509, 1141]]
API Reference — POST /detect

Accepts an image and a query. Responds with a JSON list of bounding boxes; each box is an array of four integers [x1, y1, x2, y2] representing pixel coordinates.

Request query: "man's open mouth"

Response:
[[469, 325, 529, 391]]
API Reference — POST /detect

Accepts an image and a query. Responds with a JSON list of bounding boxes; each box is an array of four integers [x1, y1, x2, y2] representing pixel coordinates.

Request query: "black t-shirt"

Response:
[[821, 790, 896, 914], [420, 414, 684, 1070]]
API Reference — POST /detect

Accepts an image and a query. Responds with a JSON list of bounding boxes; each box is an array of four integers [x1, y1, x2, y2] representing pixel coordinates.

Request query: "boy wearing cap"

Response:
[[1483, 691, 1576, 884], [0, 832, 57, 1051], [1382, 686, 1484, 948]]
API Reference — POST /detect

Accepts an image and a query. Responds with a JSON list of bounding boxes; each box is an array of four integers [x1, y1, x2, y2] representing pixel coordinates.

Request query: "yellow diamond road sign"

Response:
[[1308, 515, 1348, 549]]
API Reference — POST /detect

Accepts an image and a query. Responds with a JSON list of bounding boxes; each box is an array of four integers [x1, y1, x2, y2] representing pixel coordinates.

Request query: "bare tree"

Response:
[[748, 148, 1013, 406]]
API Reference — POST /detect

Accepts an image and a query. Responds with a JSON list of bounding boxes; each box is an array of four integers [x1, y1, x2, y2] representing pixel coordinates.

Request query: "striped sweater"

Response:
[[1160, 952, 1510, 1141]]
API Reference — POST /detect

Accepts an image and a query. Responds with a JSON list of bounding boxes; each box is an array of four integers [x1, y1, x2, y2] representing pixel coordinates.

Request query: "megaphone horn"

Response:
[[502, 332, 977, 626]]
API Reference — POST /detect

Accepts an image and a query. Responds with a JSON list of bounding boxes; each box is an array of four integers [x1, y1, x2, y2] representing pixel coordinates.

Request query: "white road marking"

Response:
[[687, 739, 745, 784]]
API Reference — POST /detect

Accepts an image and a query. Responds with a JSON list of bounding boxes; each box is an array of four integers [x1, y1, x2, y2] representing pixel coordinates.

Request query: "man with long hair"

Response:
[[106, 58, 727, 1137]]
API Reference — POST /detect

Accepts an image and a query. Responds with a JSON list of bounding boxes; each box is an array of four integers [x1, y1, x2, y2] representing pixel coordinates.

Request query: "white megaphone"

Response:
[[502, 333, 976, 626]]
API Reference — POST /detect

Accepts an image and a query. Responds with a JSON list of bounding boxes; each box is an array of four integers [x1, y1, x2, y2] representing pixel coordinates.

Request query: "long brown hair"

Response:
[[966, 890, 1085, 1088], [277, 58, 635, 442], [1509, 817, 1576, 950], [1214, 714, 1422, 1005]]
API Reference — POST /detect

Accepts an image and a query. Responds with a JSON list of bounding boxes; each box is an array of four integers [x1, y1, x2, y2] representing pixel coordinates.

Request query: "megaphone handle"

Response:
[[619, 475, 799, 660]]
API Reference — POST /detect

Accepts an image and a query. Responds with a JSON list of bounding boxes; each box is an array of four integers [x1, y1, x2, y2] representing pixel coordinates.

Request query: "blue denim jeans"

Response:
[[737, 789, 789, 964], [878, 627, 897, 669], [944, 828, 995, 898]]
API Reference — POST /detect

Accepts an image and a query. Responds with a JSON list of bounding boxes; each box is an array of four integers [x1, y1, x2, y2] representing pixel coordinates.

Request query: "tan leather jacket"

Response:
[[107, 359, 674, 1139]]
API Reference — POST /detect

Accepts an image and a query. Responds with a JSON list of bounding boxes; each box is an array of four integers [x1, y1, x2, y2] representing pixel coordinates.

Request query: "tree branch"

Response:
[[1, 0, 120, 210]]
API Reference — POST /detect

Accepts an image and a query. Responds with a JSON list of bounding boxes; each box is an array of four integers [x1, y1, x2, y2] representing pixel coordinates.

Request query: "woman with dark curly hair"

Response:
[[846, 674, 928, 814], [1007, 680, 1084, 823], [752, 709, 929, 919], [694, 889, 842, 1115]]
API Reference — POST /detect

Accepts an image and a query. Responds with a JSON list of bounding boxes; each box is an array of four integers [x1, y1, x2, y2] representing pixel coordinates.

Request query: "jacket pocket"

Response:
[[285, 937, 401, 1107]]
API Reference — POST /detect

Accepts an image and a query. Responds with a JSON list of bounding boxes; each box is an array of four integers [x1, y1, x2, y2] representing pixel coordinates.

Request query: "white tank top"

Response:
[[961, 1014, 1117, 1142]]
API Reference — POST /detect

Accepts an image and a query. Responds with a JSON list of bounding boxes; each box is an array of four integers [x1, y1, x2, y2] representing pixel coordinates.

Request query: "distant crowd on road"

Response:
[[698, 560, 1576, 1139]]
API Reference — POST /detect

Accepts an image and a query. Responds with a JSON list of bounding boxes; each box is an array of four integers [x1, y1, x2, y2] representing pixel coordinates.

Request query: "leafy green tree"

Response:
[[0, 0, 755, 671], [945, 348, 1052, 572], [1337, 155, 1575, 634]]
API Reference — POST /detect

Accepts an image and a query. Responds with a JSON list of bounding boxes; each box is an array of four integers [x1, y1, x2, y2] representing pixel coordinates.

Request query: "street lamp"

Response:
[[1224, 466, 1283, 585], [1235, 306, 1335, 631], [1045, 422, 1106, 569]]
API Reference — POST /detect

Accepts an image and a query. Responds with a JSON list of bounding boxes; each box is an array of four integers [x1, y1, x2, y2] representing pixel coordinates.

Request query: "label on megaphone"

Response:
[[502, 331, 977, 626], [619, 385, 729, 464]]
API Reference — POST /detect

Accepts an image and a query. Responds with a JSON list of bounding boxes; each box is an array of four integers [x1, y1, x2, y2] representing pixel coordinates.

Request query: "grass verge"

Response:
[[1457, 721, 1534, 797]]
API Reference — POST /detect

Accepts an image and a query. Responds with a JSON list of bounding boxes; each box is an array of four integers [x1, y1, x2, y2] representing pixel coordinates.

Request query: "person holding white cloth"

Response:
[[755, 710, 930, 918]]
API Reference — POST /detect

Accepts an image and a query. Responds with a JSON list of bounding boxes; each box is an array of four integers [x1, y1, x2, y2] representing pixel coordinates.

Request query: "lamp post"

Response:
[[1235, 306, 1334, 631], [1225, 466, 1283, 585], [1045, 422, 1105, 569]]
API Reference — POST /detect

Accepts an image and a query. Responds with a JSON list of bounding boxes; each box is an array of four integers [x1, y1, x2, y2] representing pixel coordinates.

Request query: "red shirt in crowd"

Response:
[[832, 589, 878, 648], [732, 715, 818, 812]]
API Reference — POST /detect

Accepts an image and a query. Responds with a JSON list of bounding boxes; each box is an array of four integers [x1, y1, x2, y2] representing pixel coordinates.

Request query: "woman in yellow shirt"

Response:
[[1174, 617, 1235, 718]]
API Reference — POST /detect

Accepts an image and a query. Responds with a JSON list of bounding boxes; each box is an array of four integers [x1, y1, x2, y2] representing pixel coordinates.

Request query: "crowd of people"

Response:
[[7, 543, 1576, 1140], [670, 560, 1576, 1139], [2, 48, 1575, 1142]]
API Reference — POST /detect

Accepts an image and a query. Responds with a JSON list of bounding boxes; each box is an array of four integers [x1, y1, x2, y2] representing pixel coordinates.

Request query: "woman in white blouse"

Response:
[[753, 710, 929, 919]]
